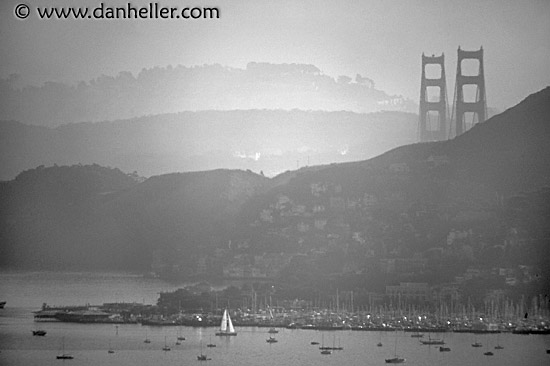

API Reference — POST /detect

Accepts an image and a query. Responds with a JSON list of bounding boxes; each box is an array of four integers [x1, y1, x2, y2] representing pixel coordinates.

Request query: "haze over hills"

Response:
[[1, 87, 549, 301], [0, 63, 415, 127], [0, 110, 417, 180]]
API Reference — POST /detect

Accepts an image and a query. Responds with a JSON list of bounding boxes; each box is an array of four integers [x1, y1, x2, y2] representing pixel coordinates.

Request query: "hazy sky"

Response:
[[1, 0, 549, 111]]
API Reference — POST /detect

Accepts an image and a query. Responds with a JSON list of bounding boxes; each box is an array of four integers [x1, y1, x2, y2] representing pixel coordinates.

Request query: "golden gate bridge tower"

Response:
[[451, 46, 487, 137], [418, 46, 487, 142], [418, 53, 448, 142]]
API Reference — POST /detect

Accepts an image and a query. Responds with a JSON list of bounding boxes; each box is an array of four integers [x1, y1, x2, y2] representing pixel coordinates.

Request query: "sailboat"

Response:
[[320, 334, 332, 354], [385, 332, 405, 363], [197, 340, 211, 361], [494, 332, 504, 349], [56, 337, 74, 360], [267, 307, 278, 334], [107, 340, 115, 354], [215, 309, 237, 336], [143, 329, 151, 344], [206, 336, 216, 347], [162, 336, 171, 351]]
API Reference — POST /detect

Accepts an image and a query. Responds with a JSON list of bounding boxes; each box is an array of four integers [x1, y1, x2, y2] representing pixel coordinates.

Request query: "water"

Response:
[[1, 271, 550, 365]]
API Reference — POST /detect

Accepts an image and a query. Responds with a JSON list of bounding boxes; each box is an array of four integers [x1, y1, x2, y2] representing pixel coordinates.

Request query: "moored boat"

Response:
[[385, 357, 406, 363]]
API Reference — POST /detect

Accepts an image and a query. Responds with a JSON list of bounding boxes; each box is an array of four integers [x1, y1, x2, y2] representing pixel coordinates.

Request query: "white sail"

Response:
[[220, 309, 228, 332], [227, 311, 235, 333]]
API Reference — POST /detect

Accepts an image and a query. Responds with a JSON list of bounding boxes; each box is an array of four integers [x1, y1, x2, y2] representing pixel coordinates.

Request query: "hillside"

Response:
[[0, 110, 417, 180], [0, 87, 548, 288]]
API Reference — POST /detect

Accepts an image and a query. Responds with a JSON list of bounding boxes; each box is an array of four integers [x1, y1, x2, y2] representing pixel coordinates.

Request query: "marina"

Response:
[[2, 271, 550, 365]]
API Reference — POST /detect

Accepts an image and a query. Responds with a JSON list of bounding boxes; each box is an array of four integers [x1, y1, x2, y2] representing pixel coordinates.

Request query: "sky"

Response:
[[1, 0, 549, 111]]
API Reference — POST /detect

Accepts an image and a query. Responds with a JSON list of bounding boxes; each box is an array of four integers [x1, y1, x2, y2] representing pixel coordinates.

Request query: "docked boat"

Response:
[[215, 309, 237, 336], [32, 330, 47, 336]]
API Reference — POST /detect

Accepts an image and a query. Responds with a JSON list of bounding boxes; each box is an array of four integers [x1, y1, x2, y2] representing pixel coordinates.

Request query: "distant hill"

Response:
[[1, 87, 549, 281], [0, 110, 417, 180], [0, 63, 416, 127], [0, 165, 269, 270]]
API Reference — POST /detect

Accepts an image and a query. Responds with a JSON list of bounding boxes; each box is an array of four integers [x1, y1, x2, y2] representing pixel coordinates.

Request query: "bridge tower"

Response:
[[452, 46, 487, 137], [418, 53, 448, 142]]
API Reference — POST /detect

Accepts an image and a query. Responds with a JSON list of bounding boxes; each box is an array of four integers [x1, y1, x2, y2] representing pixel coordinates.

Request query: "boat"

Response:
[[410, 333, 424, 338], [206, 336, 216, 347], [0, 301, 6, 309], [484, 351, 494, 356], [197, 341, 211, 361], [107, 340, 115, 354], [177, 327, 185, 341], [377, 342, 383, 347], [162, 336, 171, 351], [495, 345, 504, 349], [32, 330, 47, 336], [215, 309, 237, 336], [439, 346, 451, 352], [320, 349, 332, 355], [266, 336, 278, 343], [56, 337, 74, 360], [143, 329, 151, 344], [268, 327, 279, 334], [471, 342, 482, 347], [310, 341, 319, 345], [385, 330, 405, 363], [420, 335, 445, 345], [385, 357, 406, 363]]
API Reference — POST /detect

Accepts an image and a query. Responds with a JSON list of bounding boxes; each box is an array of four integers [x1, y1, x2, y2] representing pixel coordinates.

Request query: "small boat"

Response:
[[484, 351, 494, 356], [215, 309, 237, 336], [56, 354, 74, 360], [266, 336, 278, 343], [162, 336, 171, 351], [385, 357, 406, 363], [471, 342, 483, 347], [32, 330, 47, 336], [495, 345, 504, 350], [410, 333, 424, 338], [420, 336, 445, 345], [439, 346, 451, 352], [0, 301, 6, 309], [175, 340, 181, 345], [268, 327, 279, 334], [197, 341, 211, 361], [310, 341, 319, 345], [206, 336, 216, 347], [320, 349, 332, 355], [143, 329, 151, 344], [386, 331, 405, 363], [56, 337, 73, 360], [377, 342, 383, 347]]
